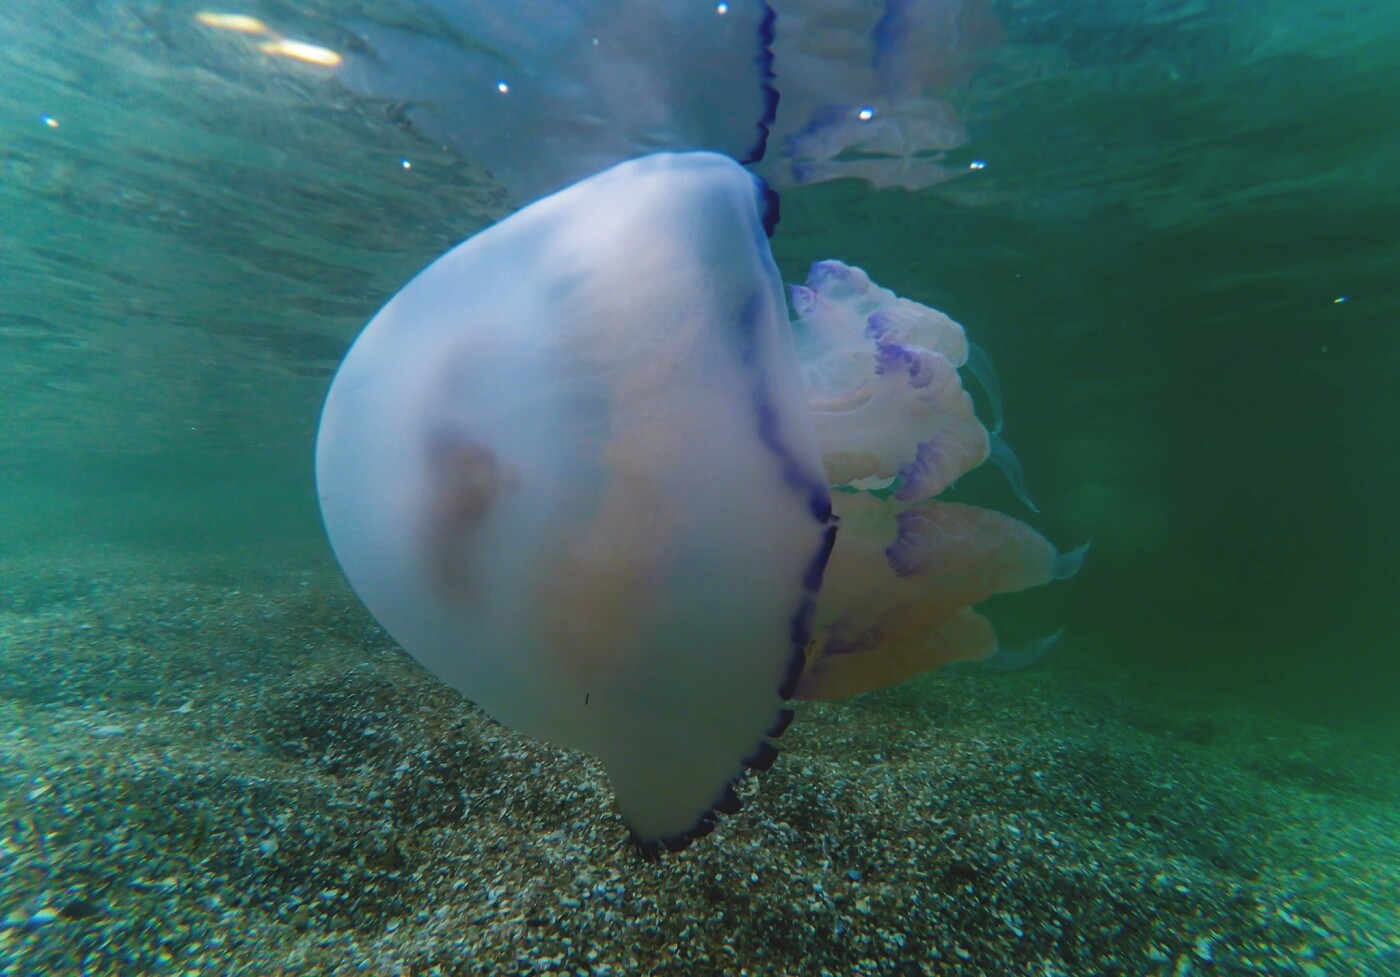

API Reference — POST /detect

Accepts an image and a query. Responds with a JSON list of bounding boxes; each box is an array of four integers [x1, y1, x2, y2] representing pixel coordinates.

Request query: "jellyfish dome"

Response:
[[317, 153, 834, 851]]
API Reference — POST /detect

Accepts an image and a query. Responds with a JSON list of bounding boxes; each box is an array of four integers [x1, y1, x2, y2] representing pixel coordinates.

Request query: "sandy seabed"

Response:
[[1, 548, 1397, 977]]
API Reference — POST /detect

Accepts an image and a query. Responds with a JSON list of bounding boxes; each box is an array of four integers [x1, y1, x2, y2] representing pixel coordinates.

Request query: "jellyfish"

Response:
[[317, 153, 833, 852], [334, 0, 1000, 205], [317, 152, 1082, 852]]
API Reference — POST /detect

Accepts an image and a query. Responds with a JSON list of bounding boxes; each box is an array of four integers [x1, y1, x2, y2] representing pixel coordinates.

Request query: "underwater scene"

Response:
[[2, 0, 1398, 974]]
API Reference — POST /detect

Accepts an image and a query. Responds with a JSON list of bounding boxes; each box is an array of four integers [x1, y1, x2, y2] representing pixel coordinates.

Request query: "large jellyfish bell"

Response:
[[317, 153, 833, 851]]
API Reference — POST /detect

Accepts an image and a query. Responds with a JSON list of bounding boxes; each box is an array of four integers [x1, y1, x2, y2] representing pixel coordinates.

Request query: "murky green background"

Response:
[[2, 0, 1397, 736]]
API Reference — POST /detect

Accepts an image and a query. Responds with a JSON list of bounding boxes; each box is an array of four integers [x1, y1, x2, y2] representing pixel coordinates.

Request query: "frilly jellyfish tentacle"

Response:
[[1054, 540, 1092, 580], [316, 152, 834, 850], [965, 342, 1004, 433], [788, 259, 990, 500], [970, 628, 1064, 672], [963, 546, 1089, 672], [988, 430, 1039, 513]]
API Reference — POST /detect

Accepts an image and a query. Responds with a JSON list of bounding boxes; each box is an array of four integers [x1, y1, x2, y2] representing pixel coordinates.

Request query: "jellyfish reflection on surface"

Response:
[[336, 0, 1000, 204]]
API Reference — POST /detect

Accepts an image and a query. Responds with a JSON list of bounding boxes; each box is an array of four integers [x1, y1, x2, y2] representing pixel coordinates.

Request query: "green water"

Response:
[[6, 0, 1394, 731], [776, 4, 1400, 733], [2, 1, 1398, 972]]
